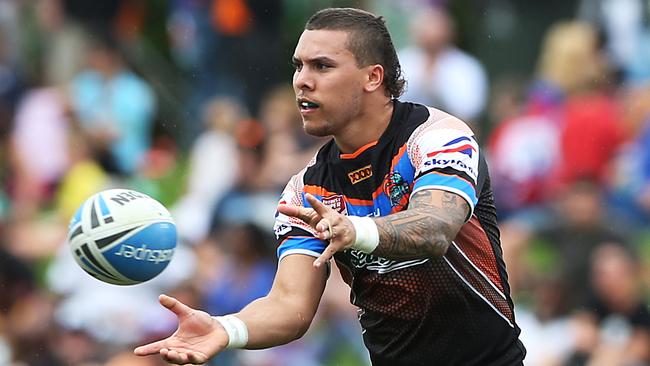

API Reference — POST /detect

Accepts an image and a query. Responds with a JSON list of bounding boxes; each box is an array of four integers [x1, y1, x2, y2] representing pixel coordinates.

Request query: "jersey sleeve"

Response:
[[273, 171, 326, 261], [407, 126, 480, 219]]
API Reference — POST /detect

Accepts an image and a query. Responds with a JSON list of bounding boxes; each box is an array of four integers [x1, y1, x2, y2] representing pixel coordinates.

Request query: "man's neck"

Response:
[[334, 99, 394, 154]]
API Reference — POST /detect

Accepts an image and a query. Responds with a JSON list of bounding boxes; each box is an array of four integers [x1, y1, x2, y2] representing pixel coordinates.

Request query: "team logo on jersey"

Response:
[[383, 171, 410, 209], [427, 136, 476, 158], [322, 195, 348, 215], [348, 165, 373, 184]]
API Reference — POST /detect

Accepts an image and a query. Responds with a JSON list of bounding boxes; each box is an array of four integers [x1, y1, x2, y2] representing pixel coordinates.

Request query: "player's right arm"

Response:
[[236, 254, 327, 347], [133, 254, 327, 365], [135, 169, 328, 365]]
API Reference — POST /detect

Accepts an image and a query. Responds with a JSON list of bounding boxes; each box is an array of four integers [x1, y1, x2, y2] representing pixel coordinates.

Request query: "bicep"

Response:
[[408, 188, 469, 230], [372, 188, 469, 260]]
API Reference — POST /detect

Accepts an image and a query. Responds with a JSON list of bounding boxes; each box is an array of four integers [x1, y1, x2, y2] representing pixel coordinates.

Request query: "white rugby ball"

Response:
[[67, 189, 177, 285]]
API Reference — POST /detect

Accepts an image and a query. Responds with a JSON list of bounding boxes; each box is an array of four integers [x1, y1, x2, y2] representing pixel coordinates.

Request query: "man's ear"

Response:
[[364, 64, 385, 93]]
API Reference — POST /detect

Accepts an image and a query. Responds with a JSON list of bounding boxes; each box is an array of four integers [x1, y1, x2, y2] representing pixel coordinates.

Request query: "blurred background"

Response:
[[0, 0, 649, 365]]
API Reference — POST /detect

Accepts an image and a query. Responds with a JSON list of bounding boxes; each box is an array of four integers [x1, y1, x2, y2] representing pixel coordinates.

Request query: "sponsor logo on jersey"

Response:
[[322, 195, 348, 215], [383, 171, 410, 209], [348, 249, 428, 273], [427, 136, 476, 158], [348, 165, 373, 184], [423, 158, 477, 181]]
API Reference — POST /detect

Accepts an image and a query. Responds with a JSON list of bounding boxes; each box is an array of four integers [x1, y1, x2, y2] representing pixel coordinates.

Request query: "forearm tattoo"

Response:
[[372, 190, 468, 261]]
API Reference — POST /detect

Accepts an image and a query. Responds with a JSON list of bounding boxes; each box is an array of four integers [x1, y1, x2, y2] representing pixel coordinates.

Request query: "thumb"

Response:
[[159, 294, 193, 318]]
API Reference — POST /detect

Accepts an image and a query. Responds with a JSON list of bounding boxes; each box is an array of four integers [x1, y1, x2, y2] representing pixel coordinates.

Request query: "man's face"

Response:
[[292, 29, 367, 137]]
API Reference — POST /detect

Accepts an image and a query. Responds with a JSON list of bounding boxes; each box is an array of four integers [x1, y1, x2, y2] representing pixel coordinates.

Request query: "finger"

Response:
[[313, 244, 337, 268], [277, 204, 317, 224], [277, 204, 302, 218], [162, 348, 189, 365], [134, 339, 168, 356], [159, 294, 193, 318], [305, 193, 332, 216], [187, 352, 208, 365], [315, 218, 333, 240]]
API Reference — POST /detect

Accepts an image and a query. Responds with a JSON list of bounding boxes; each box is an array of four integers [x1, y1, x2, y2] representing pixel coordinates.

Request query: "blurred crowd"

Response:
[[0, 0, 649, 365]]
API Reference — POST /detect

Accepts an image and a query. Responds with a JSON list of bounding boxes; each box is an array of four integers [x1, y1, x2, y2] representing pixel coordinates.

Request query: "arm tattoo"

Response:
[[372, 190, 469, 261]]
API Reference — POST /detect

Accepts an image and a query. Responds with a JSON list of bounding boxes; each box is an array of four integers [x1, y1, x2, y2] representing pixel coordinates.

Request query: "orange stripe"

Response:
[[391, 143, 409, 168], [340, 140, 378, 159], [303, 185, 373, 206]]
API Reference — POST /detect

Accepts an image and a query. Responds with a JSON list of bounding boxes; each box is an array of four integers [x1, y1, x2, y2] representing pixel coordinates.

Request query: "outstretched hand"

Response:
[[134, 294, 228, 365], [277, 193, 357, 267]]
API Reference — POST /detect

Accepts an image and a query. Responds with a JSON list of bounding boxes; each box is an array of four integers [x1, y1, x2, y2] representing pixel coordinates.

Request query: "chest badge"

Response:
[[322, 195, 348, 215]]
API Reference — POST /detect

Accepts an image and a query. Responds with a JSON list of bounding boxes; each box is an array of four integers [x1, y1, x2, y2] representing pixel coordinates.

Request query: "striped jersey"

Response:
[[273, 101, 526, 365]]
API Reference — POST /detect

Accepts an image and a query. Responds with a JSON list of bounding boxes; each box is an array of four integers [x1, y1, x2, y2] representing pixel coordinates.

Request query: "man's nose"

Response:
[[293, 68, 314, 91]]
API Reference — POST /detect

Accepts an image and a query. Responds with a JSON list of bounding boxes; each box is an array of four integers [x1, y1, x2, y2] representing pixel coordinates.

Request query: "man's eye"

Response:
[[316, 63, 329, 70], [291, 61, 302, 71]]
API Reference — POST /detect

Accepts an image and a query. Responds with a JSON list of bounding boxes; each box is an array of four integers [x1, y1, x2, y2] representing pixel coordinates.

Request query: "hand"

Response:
[[277, 193, 356, 267], [133, 294, 227, 365]]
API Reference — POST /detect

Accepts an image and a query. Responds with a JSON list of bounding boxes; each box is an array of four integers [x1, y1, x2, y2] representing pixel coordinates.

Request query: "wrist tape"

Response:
[[214, 315, 248, 349], [348, 216, 380, 253]]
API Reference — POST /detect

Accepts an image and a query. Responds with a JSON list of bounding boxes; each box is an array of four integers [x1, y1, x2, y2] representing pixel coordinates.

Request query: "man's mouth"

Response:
[[299, 100, 320, 111]]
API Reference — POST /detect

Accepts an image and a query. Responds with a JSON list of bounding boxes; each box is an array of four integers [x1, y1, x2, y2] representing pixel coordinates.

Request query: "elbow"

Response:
[[429, 235, 451, 257], [291, 312, 314, 341], [429, 219, 464, 257], [294, 324, 310, 340], [428, 229, 456, 257]]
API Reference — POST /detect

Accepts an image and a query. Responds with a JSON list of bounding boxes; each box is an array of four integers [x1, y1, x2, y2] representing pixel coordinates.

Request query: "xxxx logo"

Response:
[[348, 165, 373, 184]]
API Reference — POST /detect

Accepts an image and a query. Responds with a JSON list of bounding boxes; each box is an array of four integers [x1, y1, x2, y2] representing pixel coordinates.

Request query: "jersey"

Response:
[[273, 101, 526, 365]]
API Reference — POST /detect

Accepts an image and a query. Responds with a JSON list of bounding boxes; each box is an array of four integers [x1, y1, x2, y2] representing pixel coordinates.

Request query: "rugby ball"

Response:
[[67, 189, 177, 285]]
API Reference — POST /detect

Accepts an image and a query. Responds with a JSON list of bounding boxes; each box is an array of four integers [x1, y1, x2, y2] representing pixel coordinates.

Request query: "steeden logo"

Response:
[[348, 165, 373, 184]]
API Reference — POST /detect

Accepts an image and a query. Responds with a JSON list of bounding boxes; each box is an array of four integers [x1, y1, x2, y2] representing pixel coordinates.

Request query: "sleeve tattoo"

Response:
[[372, 190, 469, 260]]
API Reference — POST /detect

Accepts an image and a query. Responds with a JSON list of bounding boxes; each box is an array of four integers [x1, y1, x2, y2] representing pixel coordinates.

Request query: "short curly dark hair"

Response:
[[305, 8, 406, 99]]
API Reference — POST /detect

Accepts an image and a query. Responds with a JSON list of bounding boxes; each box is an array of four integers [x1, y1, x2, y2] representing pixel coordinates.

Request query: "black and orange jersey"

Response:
[[273, 101, 526, 365]]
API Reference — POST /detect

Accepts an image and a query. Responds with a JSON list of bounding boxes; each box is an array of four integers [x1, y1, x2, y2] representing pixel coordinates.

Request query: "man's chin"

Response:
[[303, 120, 332, 137]]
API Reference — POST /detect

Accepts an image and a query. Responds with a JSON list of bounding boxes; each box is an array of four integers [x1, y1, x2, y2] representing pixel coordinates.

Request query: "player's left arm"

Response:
[[279, 189, 468, 266], [372, 188, 468, 260]]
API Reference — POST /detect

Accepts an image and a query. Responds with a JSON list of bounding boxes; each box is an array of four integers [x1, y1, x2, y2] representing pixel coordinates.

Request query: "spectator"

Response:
[[489, 21, 611, 218], [172, 96, 244, 245], [9, 86, 71, 220], [529, 179, 629, 311], [399, 5, 488, 123], [570, 243, 650, 365], [69, 31, 156, 177], [253, 84, 324, 192]]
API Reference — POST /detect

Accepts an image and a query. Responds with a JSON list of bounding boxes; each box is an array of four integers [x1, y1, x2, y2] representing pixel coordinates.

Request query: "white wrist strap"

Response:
[[348, 216, 380, 253], [214, 315, 248, 349]]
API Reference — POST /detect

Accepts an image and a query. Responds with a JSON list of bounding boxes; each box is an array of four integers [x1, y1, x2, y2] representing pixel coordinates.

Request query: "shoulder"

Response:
[[403, 102, 475, 137]]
